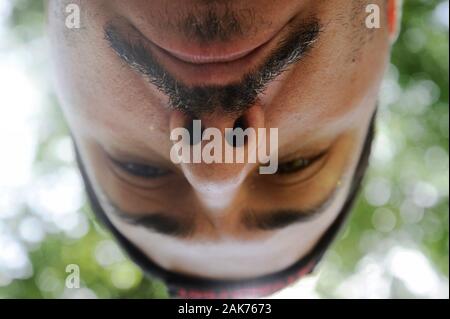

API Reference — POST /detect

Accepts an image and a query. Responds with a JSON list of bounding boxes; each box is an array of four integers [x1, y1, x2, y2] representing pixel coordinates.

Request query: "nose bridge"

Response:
[[168, 104, 265, 212]]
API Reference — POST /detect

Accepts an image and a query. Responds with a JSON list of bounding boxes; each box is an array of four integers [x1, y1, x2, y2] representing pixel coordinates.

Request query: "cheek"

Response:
[[50, 35, 174, 159], [49, 9, 171, 142], [266, 27, 389, 137]]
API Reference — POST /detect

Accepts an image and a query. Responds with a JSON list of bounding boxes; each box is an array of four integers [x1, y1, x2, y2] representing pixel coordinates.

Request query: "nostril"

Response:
[[227, 116, 249, 148], [186, 118, 204, 146], [233, 116, 249, 131]]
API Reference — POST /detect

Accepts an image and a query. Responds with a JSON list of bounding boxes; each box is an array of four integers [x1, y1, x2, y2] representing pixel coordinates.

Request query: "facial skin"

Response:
[[47, 0, 395, 280]]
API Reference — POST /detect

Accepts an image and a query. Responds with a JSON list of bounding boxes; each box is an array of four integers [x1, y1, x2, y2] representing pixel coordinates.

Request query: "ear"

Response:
[[387, 0, 402, 42]]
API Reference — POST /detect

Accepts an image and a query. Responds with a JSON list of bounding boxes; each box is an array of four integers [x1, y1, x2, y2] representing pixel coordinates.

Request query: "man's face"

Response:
[[47, 0, 393, 280]]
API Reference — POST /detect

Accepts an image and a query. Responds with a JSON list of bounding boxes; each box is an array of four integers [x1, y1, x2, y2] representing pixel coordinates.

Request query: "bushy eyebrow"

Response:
[[107, 187, 338, 238], [107, 201, 195, 238], [242, 187, 339, 231]]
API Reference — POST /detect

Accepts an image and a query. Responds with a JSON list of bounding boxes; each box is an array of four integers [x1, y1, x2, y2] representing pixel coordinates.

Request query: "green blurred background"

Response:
[[0, 0, 448, 298]]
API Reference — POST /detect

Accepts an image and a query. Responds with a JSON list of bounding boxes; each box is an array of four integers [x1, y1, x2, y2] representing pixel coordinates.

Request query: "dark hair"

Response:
[[104, 18, 321, 119], [74, 114, 376, 298]]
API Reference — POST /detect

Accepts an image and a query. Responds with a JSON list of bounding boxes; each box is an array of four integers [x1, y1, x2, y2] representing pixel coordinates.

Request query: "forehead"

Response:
[[105, 201, 347, 279]]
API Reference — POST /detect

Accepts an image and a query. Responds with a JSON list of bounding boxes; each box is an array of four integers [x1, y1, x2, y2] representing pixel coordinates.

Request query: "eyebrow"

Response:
[[106, 183, 339, 239], [242, 187, 340, 231], [107, 201, 195, 238]]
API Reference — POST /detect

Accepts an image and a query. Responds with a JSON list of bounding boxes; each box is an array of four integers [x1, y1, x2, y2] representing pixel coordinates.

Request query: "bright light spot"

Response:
[[94, 240, 126, 267], [0, 59, 40, 188], [372, 208, 397, 233], [405, 118, 426, 142], [371, 131, 396, 167], [335, 256, 391, 298], [358, 230, 383, 253], [37, 268, 63, 294], [387, 247, 449, 298], [365, 177, 392, 207], [0, 191, 21, 219], [425, 146, 449, 197], [268, 274, 320, 299], [110, 263, 140, 290], [19, 216, 45, 243], [0, 1, 12, 26], [0, 272, 12, 287], [434, 0, 449, 29], [399, 81, 438, 116], [335, 245, 449, 298], [425, 146, 449, 172], [61, 287, 98, 299], [0, 234, 31, 278], [380, 65, 402, 106], [28, 167, 84, 219], [64, 213, 89, 239], [412, 181, 439, 208], [403, 28, 427, 53], [52, 136, 75, 163], [400, 200, 425, 224]]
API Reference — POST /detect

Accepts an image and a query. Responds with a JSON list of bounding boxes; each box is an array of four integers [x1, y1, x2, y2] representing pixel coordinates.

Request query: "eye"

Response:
[[111, 159, 171, 178], [276, 152, 326, 175]]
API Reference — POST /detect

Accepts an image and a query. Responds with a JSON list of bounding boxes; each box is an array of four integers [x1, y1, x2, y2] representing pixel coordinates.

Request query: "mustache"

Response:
[[105, 18, 322, 118]]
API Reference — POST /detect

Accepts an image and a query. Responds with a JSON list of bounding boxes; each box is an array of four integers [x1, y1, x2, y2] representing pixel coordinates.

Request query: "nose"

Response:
[[169, 105, 265, 209]]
